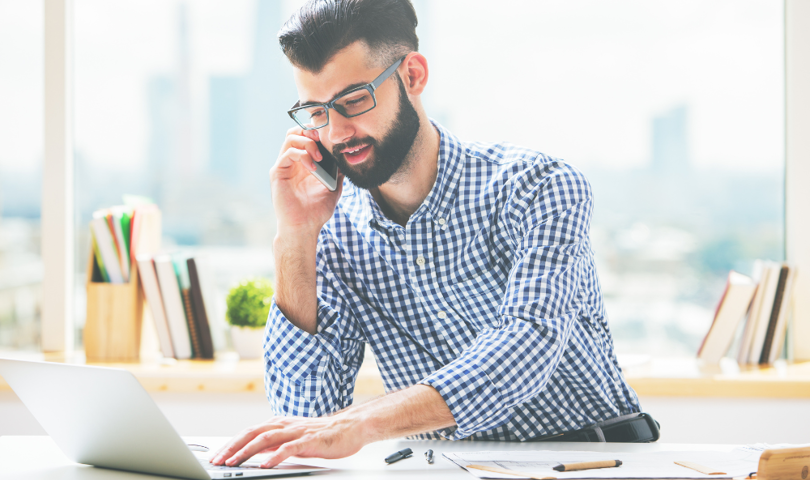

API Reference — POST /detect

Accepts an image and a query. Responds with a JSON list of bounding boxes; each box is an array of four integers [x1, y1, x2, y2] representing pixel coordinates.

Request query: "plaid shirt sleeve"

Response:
[[263, 229, 366, 417], [420, 161, 595, 440]]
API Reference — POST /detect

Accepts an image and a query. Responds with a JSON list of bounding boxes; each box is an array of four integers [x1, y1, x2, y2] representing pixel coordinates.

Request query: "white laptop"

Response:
[[0, 358, 327, 479]]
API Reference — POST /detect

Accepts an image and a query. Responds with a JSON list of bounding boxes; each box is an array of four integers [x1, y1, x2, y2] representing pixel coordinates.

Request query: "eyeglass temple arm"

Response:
[[371, 56, 406, 91]]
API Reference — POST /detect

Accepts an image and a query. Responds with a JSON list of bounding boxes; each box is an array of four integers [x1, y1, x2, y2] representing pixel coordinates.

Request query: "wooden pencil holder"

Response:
[[84, 248, 144, 362], [757, 446, 810, 480]]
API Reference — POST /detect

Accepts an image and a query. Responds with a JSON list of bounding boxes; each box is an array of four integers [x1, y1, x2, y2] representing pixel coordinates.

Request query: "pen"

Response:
[[553, 460, 622, 472], [385, 448, 413, 464], [425, 449, 434, 464]]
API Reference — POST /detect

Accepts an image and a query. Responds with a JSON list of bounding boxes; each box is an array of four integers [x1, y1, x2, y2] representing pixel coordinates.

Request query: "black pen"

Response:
[[385, 448, 413, 464], [425, 449, 434, 464]]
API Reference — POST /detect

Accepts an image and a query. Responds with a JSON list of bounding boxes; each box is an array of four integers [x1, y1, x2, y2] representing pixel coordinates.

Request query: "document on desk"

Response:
[[444, 449, 761, 479]]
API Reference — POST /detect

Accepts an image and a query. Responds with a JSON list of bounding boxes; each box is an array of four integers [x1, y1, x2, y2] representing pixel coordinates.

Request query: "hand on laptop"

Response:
[[210, 384, 455, 468], [209, 413, 366, 468]]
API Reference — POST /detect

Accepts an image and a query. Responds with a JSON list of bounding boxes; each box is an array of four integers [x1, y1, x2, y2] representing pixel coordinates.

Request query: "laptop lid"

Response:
[[0, 359, 323, 479]]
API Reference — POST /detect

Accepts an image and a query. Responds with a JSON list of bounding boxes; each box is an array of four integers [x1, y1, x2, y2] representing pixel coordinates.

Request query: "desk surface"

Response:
[[0, 436, 737, 480]]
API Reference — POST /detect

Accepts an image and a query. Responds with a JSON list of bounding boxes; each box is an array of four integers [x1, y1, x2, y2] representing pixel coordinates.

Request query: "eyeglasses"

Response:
[[287, 56, 405, 131]]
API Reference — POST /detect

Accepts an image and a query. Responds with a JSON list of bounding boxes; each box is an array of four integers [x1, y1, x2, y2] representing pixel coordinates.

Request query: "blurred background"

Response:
[[0, 0, 784, 358]]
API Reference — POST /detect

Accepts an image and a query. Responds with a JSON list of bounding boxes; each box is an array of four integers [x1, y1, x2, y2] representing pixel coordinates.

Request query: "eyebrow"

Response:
[[295, 81, 369, 108]]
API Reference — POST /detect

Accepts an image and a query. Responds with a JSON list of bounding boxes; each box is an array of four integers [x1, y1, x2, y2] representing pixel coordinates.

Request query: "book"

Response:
[[90, 236, 110, 283], [120, 210, 132, 256], [111, 207, 133, 282], [90, 216, 125, 284], [736, 260, 766, 364], [746, 262, 782, 364], [697, 271, 757, 364], [181, 288, 201, 359], [191, 255, 226, 352], [136, 254, 175, 359], [103, 209, 130, 283], [187, 257, 215, 359], [130, 204, 162, 264], [174, 255, 203, 359], [154, 255, 192, 360], [768, 265, 796, 363], [759, 265, 793, 364]]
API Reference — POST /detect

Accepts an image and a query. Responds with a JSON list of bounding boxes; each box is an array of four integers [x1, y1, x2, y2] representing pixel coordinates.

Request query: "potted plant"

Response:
[[226, 278, 273, 359]]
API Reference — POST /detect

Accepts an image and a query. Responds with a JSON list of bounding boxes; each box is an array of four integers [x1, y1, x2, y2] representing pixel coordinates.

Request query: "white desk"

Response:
[[0, 436, 736, 479]]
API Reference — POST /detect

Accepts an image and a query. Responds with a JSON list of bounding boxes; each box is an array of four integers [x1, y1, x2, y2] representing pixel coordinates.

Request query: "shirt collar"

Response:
[[347, 120, 466, 232]]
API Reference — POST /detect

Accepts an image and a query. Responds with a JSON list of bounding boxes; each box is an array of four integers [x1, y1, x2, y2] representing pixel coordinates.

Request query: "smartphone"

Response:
[[311, 142, 340, 191]]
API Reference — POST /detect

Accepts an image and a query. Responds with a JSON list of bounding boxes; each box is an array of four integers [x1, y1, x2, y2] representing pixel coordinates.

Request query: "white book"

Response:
[[154, 255, 192, 360], [131, 204, 161, 259], [747, 262, 782, 364], [698, 271, 757, 364], [89, 217, 125, 284], [137, 254, 175, 359], [736, 260, 766, 364]]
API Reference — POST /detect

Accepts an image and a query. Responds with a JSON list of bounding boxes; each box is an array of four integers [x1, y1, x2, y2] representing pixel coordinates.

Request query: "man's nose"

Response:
[[327, 109, 355, 146]]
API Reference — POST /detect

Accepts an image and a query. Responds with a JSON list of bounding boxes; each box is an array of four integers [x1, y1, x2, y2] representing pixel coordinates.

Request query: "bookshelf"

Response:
[[1, 353, 809, 398]]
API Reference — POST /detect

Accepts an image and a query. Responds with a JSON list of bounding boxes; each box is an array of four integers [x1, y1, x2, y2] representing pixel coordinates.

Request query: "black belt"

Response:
[[529, 413, 661, 443]]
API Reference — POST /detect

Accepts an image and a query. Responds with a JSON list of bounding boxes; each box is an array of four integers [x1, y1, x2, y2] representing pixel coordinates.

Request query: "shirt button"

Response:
[[416, 256, 426, 266], [438, 218, 446, 225], [438, 311, 447, 319]]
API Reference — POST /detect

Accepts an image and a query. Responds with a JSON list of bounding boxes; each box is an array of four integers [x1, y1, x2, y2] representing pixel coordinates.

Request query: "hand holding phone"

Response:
[[311, 141, 340, 192], [269, 128, 344, 238]]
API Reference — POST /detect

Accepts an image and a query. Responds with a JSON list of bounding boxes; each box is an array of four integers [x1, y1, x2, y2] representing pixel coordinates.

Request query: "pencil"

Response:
[[553, 460, 623, 472]]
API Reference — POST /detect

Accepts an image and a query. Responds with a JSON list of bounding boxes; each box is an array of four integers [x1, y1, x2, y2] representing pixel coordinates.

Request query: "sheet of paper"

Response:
[[444, 449, 760, 479]]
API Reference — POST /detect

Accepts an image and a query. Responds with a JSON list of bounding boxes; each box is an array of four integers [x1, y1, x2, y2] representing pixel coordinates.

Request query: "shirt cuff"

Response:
[[263, 298, 342, 384]]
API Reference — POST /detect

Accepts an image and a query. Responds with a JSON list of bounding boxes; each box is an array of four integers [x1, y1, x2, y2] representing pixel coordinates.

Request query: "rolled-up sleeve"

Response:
[[420, 163, 593, 439], [263, 231, 365, 417]]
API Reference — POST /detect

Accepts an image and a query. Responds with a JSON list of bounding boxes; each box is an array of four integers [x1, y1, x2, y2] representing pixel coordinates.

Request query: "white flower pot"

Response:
[[230, 325, 265, 360]]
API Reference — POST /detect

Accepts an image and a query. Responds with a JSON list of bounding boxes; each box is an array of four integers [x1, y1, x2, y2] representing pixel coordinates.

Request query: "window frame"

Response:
[[42, 0, 75, 354], [785, 0, 810, 361]]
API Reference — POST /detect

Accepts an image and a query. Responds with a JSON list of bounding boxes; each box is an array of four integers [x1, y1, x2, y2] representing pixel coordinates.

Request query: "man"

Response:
[[212, 0, 652, 469]]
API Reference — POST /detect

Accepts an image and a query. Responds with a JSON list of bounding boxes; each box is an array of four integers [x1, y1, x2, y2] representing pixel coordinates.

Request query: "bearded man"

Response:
[[212, 0, 656, 469]]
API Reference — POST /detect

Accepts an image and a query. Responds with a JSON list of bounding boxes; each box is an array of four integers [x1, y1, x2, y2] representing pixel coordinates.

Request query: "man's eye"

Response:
[[345, 98, 364, 105], [311, 110, 325, 118]]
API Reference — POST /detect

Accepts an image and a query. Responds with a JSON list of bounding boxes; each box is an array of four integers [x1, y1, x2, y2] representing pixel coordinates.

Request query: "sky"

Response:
[[0, 0, 784, 175], [0, 1, 43, 174]]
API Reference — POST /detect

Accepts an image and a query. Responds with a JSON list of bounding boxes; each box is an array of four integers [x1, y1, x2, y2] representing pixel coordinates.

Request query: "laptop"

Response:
[[0, 359, 327, 479]]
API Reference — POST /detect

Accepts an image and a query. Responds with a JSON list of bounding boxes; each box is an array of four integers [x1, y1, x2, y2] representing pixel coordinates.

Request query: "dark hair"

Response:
[[278, 0, 419, 72]]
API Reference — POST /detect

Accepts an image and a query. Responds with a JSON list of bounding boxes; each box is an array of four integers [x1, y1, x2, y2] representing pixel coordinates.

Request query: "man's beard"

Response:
[[331, 77, 421, 190]]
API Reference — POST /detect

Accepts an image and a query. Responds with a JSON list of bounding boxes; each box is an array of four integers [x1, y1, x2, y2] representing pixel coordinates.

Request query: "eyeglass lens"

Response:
[[292, 88, 376, 129]]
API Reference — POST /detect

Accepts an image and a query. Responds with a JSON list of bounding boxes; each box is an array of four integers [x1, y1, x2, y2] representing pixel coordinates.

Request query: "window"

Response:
[[72, 0, 295, 346], [0, 1, 43, 351], [416, 0, 784, 356], [8, 1, 786, 358]]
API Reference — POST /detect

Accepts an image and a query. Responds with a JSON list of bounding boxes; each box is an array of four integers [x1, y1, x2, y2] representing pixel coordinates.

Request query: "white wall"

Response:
[[2, 390, 809, 444], [638, 397, 810, 444]]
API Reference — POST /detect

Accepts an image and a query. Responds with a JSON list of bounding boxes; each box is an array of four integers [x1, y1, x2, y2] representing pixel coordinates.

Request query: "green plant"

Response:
[[226, 278, 274, 328]]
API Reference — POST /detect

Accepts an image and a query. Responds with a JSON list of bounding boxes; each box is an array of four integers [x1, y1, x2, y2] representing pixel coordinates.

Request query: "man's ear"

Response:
[[401, 52, 429, 96]]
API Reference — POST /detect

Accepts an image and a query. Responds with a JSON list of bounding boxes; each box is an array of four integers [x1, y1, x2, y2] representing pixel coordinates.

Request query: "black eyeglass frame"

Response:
[[287, 56, 406, 130]]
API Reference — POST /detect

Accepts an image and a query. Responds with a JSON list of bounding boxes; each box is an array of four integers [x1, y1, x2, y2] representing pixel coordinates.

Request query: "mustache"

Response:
[[332, 137, 378, 157]]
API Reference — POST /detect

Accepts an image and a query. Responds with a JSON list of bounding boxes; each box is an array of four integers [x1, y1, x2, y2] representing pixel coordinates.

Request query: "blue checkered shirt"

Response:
[[263, 122, 642, 441]]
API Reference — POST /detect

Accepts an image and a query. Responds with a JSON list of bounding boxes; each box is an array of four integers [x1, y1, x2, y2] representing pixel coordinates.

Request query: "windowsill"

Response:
[[622, 357, 810, 398], [1, 351, 808, 397], [0, 350, 386, 395]]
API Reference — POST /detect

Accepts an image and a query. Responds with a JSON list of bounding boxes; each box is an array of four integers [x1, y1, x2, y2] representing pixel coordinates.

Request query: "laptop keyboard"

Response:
[[201, 459, 262, 471]]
